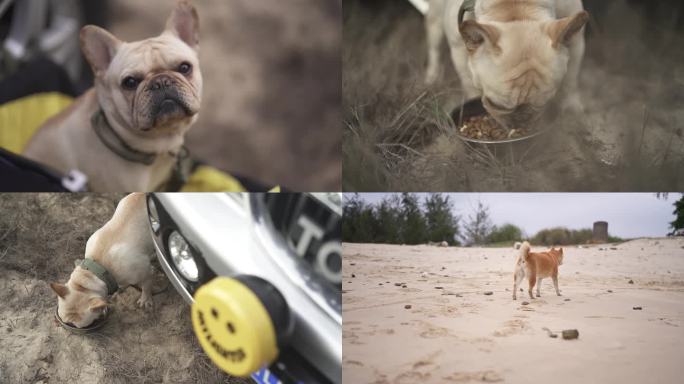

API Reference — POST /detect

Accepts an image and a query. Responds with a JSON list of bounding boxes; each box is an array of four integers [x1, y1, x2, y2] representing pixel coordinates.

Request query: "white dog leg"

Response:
[[536, 278, 542, 297], [553, 275, 562, 296], [513, 267, 524, 300], [425, 0, 445, 84], [136, 277, 154, 310], [559, 32, 586, 114]]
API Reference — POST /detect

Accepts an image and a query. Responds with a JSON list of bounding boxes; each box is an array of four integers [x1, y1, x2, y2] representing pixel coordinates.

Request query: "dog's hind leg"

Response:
[[528, 273, 536, 300], [552, 275, 561, 296], [536, 277, 542, 297]]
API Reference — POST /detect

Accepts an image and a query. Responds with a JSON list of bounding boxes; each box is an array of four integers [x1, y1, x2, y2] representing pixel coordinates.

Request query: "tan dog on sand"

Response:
[[50, 193, 155, 328], [513, 241, 563, 300]]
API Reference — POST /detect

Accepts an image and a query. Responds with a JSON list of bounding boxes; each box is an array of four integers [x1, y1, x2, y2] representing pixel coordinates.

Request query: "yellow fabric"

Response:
[[0, 92, 73, 153], [181, 165, 248, 192]]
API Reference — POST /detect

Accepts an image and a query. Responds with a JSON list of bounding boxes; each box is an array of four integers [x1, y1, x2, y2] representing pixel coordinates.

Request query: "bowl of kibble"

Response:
[[55, 307, 110, 334], [451, 99, 545, 144]]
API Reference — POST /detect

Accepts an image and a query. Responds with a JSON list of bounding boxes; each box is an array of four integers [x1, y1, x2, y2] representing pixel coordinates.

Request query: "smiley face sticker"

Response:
[[191, 277, 278, 377]]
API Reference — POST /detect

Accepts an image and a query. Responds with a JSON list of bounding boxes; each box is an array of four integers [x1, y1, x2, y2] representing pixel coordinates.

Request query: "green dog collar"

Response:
[[77, 259, 119, 295]]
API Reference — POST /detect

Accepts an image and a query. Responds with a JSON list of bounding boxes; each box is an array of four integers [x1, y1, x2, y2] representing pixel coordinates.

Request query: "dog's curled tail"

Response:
[[518, 241, 531, 261]]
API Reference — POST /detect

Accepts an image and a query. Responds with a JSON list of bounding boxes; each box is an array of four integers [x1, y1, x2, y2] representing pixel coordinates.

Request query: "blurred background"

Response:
[[0, 0, 341, 191]]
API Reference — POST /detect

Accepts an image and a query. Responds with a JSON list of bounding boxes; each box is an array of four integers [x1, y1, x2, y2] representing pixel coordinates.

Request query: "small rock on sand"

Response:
[[350, 263, 356, 266], [351, 274, 356, 278], [404, 305, 412, 309], [562, 329, 579, 340], [394, 283, 402, 286], [484, 291, 493, 295], [633, 306, 642, 310], [607, 290, 613, 293], [402, 285, 407, 288], [522, 301, 530, 305], [435, 286, 444, 289], [564, 298, 571, 301], [628, 279, 634, 284]]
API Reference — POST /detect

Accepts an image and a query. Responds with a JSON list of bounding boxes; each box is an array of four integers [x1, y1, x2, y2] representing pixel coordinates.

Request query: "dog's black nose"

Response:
[[149, 75, 174, 91]]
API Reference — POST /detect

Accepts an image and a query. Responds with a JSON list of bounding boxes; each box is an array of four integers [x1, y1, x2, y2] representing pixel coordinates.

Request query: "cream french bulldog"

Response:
[[425, 0, 588, 129], [50, 193, 155, 328], [24, 0, 202, 192]]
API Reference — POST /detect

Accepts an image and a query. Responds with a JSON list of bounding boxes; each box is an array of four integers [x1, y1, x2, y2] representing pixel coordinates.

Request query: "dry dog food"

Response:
[[459, 115, 532, 141]]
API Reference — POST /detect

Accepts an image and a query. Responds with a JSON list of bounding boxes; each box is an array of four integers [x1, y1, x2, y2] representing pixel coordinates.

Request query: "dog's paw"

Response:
[[137, 296, 153, 310]]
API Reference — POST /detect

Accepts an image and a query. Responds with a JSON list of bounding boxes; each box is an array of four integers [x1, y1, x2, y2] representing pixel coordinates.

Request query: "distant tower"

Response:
[[592, 221, 608, 243]]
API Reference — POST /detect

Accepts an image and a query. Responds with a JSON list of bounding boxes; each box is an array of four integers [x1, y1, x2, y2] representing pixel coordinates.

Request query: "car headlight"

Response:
[[168, 230, 199, 282]]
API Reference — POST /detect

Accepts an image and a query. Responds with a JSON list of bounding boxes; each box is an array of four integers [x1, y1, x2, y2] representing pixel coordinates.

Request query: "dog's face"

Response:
[[50, 282, 108, 328], [460, 11, 588, 129], [80, 0, 202, 135]]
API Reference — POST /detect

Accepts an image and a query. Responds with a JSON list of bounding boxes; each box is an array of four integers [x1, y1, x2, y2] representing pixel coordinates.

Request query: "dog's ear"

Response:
[[459, 20, 500, 54], [80, 25, 122, 76], [547, 11, 589, 48], [50, 283, 69, 298], [165, 0, 200, 51], [88, 297, 108, 312]]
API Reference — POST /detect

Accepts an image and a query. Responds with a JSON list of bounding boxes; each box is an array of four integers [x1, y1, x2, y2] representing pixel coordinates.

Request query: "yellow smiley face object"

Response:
[[191, 277, 278, 377]]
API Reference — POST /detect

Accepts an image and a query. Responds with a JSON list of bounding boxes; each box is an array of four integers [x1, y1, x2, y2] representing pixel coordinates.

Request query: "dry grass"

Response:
[[0, 194, 250, 384]]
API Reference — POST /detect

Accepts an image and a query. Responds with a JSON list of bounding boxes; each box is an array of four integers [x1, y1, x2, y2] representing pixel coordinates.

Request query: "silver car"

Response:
[[145, 193, 341, 384]]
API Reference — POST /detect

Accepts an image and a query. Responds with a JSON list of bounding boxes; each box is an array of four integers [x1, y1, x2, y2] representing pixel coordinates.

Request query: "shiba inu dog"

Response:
[[512, 241, 563, 300], [50, 193, 155, 328]]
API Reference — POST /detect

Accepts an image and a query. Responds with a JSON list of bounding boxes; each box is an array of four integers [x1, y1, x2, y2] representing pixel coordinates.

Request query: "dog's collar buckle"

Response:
[[91, 108, 158, 166], [76, 258, 119, 295], [459, 0, 477, 25]]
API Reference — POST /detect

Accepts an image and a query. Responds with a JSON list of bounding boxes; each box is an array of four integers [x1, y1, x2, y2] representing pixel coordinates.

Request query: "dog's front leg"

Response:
[[136, 278, 154, 310], [559, 32, 586, 115], [513, 268, 524, 300], [536, 278, 542, 297], [425, 0, 446, 84]]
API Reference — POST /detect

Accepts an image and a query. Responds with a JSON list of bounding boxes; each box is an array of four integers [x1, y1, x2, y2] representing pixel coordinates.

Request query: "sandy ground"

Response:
[[0, 194, 250, 383], [342, 0, 684, 191], [106, 0, 341, 190], [342, 239, 684, 383]]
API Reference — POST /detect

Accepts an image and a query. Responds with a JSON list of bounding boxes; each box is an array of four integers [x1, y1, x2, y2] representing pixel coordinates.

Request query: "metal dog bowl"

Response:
[[55, 307, 110, 333], [451, 98, 547, 144]]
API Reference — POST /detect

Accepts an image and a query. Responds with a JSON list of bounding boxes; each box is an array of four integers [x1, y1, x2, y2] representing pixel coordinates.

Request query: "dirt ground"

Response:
[[343, 238, 684, 383], [342, 0, 684, 191], [0, 194, 251, 383], [106, 0, 341, 191]]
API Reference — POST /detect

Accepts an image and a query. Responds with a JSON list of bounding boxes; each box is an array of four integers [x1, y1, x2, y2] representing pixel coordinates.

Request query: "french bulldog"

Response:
[[24, 0, 202, 192], [425, 0, 588, 129], [50, 193, 155, 328], [512, 241, 564, 300]]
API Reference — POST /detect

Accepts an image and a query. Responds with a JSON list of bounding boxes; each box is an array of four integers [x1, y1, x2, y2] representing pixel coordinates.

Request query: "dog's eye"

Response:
[[121, 76, 140, 90], [178, 62, 192, 75]]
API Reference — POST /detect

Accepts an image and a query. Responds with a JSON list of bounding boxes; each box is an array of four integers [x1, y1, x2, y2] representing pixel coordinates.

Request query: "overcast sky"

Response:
[[353, 193, 681, 238]]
